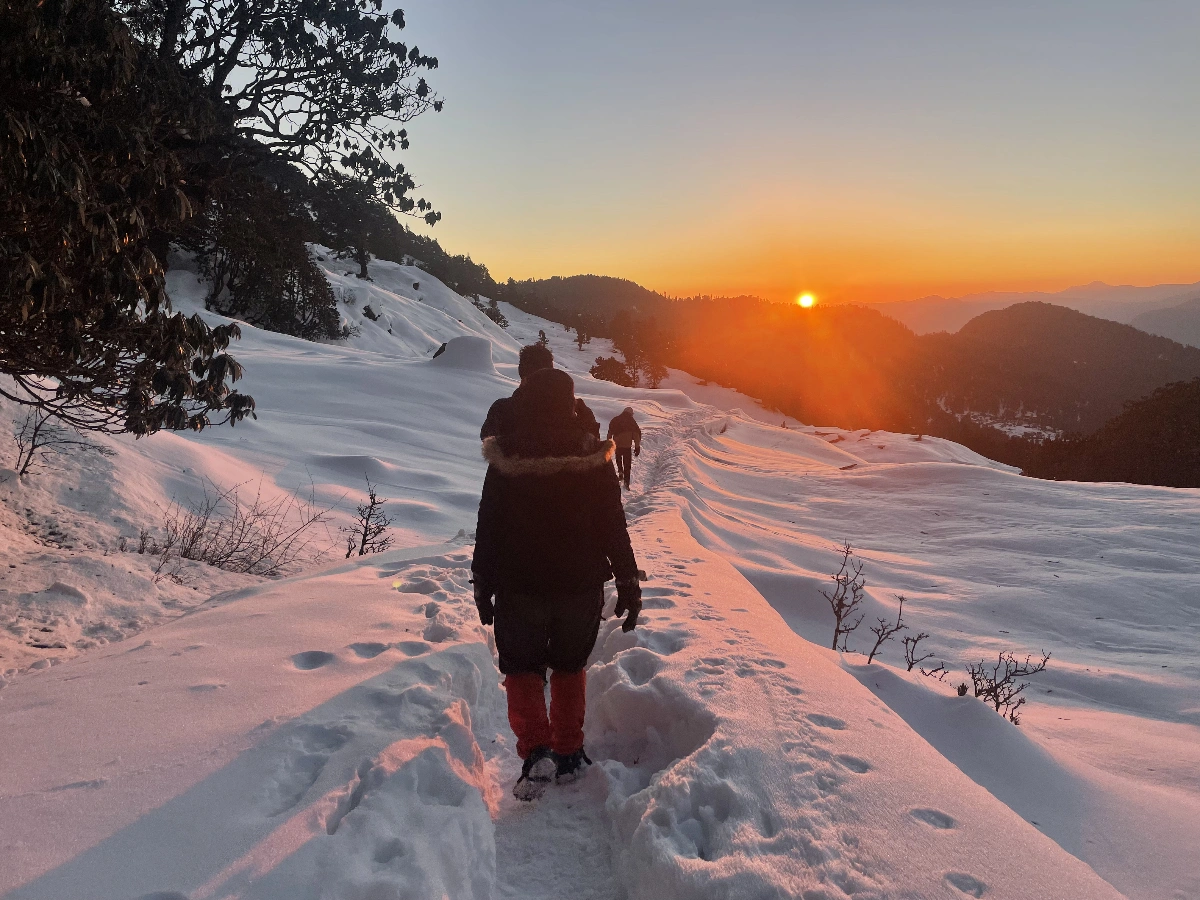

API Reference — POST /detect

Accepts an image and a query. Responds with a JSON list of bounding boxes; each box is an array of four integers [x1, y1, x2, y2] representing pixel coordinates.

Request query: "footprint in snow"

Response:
[[292, 650, 335, 670], [806, 713, 848, 730], [617, 648, 663, 686], [396, 577, 442, 595], [835, 754, 871, 774], [640, 627, 690, 656], [188, 683, 226, 692], [263, 722, 351, 817], [374, 837, 407, 865], [945, 872, 987, 897], [394, 640, 432, 656], [45, 778, 107, 792], [911, 808, 956, 829], [348, 642, 389, 659], [423, 619, 456, 643]]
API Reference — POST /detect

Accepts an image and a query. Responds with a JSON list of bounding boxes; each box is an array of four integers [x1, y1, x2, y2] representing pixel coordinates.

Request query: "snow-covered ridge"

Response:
[[1, 254, 1197, 899]]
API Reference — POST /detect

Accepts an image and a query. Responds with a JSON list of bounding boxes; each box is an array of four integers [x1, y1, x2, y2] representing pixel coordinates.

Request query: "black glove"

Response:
[[472, 578, 495, 626], [634, 446, 640, 457], [615, 579, 642, 633]]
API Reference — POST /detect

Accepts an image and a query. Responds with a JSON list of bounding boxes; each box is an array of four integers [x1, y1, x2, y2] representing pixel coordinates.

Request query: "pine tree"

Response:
[[590, 357, 637, 387]]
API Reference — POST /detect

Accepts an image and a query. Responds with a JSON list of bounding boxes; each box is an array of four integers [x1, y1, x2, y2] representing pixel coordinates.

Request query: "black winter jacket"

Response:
[[607, 410, 641, 450], [481, 392, 600, 440], [472, 433, 638, 594]]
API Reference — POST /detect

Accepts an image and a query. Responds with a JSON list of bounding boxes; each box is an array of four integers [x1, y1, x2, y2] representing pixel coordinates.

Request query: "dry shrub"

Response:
[[151, 478, 334, 577]]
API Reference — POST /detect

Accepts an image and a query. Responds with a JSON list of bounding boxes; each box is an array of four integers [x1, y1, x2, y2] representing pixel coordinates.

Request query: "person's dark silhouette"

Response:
[[607, 407, 641, 490], [472, 368, 642, 800], [481, 343, 600, 440]]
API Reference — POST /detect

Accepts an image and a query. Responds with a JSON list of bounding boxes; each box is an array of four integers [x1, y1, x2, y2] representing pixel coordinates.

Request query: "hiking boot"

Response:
[[555, 748, 593, 784], [513, 746, 555, 802]]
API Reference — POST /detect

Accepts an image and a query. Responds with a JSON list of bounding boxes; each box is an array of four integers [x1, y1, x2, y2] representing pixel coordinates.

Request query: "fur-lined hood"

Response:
[[482, 436, 614, 477]]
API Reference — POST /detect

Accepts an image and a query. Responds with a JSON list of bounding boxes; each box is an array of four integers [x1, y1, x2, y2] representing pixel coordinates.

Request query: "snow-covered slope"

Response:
[[1, 254, 1197, 899]]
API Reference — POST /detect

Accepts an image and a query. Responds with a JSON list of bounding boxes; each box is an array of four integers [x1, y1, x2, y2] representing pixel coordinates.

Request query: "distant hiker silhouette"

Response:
[[473, 366, 642, 801], [607, 407, 641, 490]]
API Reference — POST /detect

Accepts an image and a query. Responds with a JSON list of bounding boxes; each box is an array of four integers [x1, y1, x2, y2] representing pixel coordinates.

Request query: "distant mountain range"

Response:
[[661, 299, 1200, 438], [509, 274, 1200, 348], [916, 302, 1200, 433], [864, 281, 1200, 342], [502, 275, 1200, 482], [1130, 296, 1200, 349]]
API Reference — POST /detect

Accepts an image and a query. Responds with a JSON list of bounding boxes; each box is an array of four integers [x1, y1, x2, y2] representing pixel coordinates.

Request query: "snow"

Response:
[[1, 251, 1198, 899], [428, 336, 498, 374]]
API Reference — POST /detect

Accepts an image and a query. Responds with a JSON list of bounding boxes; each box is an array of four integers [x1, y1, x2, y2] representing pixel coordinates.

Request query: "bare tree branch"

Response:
[[820, 541, 866, 652], [867, 595, 907, 664]]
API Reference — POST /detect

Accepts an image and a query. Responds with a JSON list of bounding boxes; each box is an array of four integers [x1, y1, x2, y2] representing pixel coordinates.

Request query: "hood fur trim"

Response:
[[482, 436, 615, 477]]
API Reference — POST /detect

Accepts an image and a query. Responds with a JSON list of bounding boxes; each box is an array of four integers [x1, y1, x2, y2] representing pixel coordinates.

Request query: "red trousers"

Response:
[[505, 670, 587, 759]]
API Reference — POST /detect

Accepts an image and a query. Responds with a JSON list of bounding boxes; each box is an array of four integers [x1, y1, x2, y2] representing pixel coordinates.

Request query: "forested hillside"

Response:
[[625, 300, 1200, 438], [506, 275, 669, 320], [861, 281, 1200, 334], [917, 303, 1200, 434], [666, 298, 920, 431], [513, 292, 1200, 483], [1025, 378, 1200, 487]]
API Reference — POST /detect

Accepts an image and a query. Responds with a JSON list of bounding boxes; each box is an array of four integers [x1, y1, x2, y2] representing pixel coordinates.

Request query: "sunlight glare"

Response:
[[797, 293, 815, 308]]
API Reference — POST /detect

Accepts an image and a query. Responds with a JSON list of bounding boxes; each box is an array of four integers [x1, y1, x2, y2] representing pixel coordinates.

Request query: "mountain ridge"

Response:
[[1131, 295, 1200, 349], [862, 281, 1200, 335]]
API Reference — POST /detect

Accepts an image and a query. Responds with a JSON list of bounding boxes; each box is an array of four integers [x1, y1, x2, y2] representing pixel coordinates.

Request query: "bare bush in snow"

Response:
[[903, 631, 935, 671], [821, 541, 866, 652], [919, 660, 949, 681], [148, 479, 334, 577], [343, 477, 394, 558], [867, 595, 907, 663], [12, 409, 114, 477], [966, 650, 1051, 724]]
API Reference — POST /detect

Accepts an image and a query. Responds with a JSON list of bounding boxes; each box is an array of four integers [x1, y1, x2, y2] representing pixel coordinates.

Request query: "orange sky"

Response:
[[401, 1, 1200, 305]]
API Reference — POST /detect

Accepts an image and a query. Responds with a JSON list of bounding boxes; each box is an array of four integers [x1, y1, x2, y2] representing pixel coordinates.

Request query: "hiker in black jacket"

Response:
[[481, 343, 599, 440], [607, 407, 641, 490], [472, 367, 642, 800]]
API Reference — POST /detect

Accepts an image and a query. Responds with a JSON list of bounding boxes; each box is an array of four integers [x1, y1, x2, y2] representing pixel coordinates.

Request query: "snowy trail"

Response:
[[493, 763, 618, 900], [487, 413, 705, 900]]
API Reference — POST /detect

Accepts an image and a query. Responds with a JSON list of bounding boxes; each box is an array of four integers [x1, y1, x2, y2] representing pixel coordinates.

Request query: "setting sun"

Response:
[[797, 293, 815, 308]]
